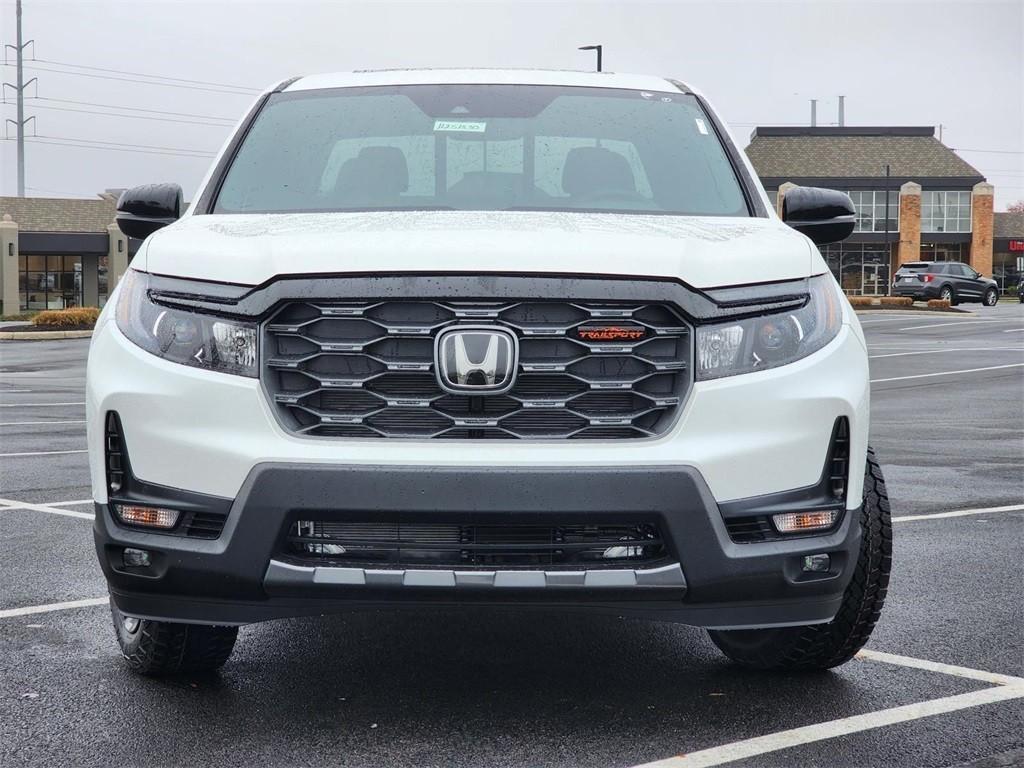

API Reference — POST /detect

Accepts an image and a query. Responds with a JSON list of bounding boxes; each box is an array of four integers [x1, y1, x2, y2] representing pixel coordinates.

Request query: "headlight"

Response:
[[115, 269, 258, 377], [696, 273, 842, 380]]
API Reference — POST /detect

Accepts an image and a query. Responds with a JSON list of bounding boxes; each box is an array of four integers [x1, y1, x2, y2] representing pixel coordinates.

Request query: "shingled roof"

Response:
[[746, 127, 984, 182], [0, 193, 119, 233], [994, 211, 1024, 239]]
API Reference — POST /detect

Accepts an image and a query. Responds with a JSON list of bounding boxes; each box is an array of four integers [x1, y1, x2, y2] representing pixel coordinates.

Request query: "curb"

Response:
[[0, 330, 93, 341]]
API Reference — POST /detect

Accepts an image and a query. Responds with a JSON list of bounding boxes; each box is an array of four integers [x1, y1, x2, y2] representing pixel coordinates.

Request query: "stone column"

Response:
[[969, 182, 994, 277], [897, 182, 921, 265], [107, 222, 129, 294], [82, 256, 99, 307], [776, 182, 797, 218], [0, 214, 19, 315]]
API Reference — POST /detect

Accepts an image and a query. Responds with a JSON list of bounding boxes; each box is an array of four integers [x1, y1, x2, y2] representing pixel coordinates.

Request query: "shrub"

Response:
[[927, 299, 951, 309], [847, 296, 874, 307], [31, 307, 101, 328], [879, 296, 913, 306]]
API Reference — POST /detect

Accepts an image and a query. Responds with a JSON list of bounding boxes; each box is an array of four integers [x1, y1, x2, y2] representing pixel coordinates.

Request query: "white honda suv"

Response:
[[87, 69, 891, 676]]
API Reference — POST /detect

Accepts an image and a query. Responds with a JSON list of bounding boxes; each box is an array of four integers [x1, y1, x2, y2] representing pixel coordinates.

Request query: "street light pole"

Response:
[[578, 45, 603, 72], [883, 163, 892, 296]]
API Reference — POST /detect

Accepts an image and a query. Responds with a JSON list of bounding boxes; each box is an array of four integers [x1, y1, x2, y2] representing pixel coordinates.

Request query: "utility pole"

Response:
[[4, 0, 36, 196], [810, 99, 817, 127], [838, 95, 845, 127], [578, 44, 602, 72]]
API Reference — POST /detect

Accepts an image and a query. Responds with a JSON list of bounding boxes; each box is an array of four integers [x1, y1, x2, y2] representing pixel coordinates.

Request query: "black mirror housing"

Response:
[[115, 183, 184, 240], [782, 186, 857, 245]]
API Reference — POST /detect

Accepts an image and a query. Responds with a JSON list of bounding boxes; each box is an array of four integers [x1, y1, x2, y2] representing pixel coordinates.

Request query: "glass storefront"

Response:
[[822, 243, 894, 296], [994, 250, 1022, 296], [919, 243, 964, 262], [19, 255, 84, 311]]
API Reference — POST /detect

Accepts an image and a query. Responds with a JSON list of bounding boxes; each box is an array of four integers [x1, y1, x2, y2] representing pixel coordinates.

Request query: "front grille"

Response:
[[262, 300, 691, 439], [284, 520, 668, 568]]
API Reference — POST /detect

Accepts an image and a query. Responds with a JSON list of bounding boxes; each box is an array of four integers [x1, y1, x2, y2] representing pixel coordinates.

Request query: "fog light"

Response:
[[602, 545, 644, 559], [123, 548, 151, 567], [772, 509, 839, 534], [115, 504, 179, 529], [802, 553, 831, 572]]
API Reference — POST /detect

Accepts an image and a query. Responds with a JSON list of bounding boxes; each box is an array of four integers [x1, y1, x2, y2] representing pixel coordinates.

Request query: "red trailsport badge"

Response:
[[574, 324, 648, 342]]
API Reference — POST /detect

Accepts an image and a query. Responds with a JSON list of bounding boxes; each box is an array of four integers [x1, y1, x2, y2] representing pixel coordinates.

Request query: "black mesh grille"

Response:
[[284, 520, 668, 568], [263, 299, 691, 439]]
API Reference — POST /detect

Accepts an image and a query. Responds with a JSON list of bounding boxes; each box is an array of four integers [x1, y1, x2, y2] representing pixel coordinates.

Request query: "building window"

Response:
[[821, 243, 894, 296], [921, 191, 971, 233], [919, 243, 964, 262], [846, 190, 899, 233], [19, 254, 84, 311]]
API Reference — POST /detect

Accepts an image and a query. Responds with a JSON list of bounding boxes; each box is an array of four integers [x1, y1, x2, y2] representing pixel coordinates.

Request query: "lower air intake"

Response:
[[284, 520, 668, 569]]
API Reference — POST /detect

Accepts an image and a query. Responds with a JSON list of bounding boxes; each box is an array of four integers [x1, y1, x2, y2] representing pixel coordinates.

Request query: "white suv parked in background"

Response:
[[87, 69, 891, 676]]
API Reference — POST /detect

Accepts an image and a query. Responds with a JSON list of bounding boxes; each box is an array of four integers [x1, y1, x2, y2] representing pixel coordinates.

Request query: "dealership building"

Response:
[[747, 126, 1023, 296], [0, 192, 136, 315]]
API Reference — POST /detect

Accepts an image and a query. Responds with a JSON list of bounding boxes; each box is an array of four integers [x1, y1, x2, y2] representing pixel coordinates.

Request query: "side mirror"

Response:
[[782, 186, 856, 245], [115, 183, 183, 240]]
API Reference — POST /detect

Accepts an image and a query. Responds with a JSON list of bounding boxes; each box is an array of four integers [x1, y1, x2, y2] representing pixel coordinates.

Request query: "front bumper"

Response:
[[87, 298, 870, 630], [96, 463, 860, 629]]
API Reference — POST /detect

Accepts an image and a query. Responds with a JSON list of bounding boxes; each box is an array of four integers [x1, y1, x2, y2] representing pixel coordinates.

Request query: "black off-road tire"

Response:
[[111, 602, 238, 676], [708, 447, 892, 671]]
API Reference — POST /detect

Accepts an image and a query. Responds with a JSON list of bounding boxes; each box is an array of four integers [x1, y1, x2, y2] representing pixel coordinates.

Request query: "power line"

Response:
[[1, 62, 257, 95], [24, 57, 260, 92], [10, 137, 215, 159], [25, 96, 235, 121], [6, 101, 235, 128], [2, 134, 215, 158], [32, 133, 215, 154]]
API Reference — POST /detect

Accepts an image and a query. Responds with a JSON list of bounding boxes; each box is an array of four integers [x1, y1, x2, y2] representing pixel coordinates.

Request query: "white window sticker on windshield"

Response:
[[434, 120, 486, 133], [695, 118, 709, 135]]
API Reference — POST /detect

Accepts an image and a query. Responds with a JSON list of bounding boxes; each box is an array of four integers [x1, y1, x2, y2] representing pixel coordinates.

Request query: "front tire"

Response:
[[111, 603, 238, 676], [708, 448, 892, 671], [983, 288, 998, 307]]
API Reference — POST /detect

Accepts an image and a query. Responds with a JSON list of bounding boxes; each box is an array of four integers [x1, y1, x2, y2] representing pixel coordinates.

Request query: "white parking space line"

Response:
[[0, 597, 108, 620], [869, 347, 1024, 359], [631, 685, 1024, 768], [45, 499, 94, 507], [892, 504, 1024, 523], [0, 420, 87, 426], [0, 497, 94, 520], [0, 449, 88, 458], [898, 320, 1003, 332], [859, 317, 936, 325], [871, 363, 1024, 383], [0, 389, 33, 393], [0, 401, 85, 408], [1003, 328, 1024, 333], [857, 649, 1024, 687]]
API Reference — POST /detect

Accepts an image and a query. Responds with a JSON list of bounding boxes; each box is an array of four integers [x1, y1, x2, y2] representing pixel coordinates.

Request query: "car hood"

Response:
[[140, 211, 815, 289]]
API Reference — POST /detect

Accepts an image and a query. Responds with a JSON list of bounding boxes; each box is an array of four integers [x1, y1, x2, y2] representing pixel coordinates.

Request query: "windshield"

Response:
[[212, 84, 749, 217]]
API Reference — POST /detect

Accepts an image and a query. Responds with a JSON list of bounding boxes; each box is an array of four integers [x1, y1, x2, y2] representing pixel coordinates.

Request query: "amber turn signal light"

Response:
[[115, 504, 179, 529], [772, 510, 838, 534]]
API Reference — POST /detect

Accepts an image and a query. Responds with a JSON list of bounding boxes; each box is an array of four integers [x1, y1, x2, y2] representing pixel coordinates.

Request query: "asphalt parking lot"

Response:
[[1, 303, 1022, 768]]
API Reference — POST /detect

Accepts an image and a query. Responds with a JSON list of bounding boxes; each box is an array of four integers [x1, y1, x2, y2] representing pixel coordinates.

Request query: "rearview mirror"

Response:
[[782, 186, 856, 245], [115, 183, 183, 240]]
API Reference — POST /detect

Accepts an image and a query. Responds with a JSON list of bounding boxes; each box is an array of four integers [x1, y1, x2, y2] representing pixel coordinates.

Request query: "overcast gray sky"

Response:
[[2, 0, 1022, 208]]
